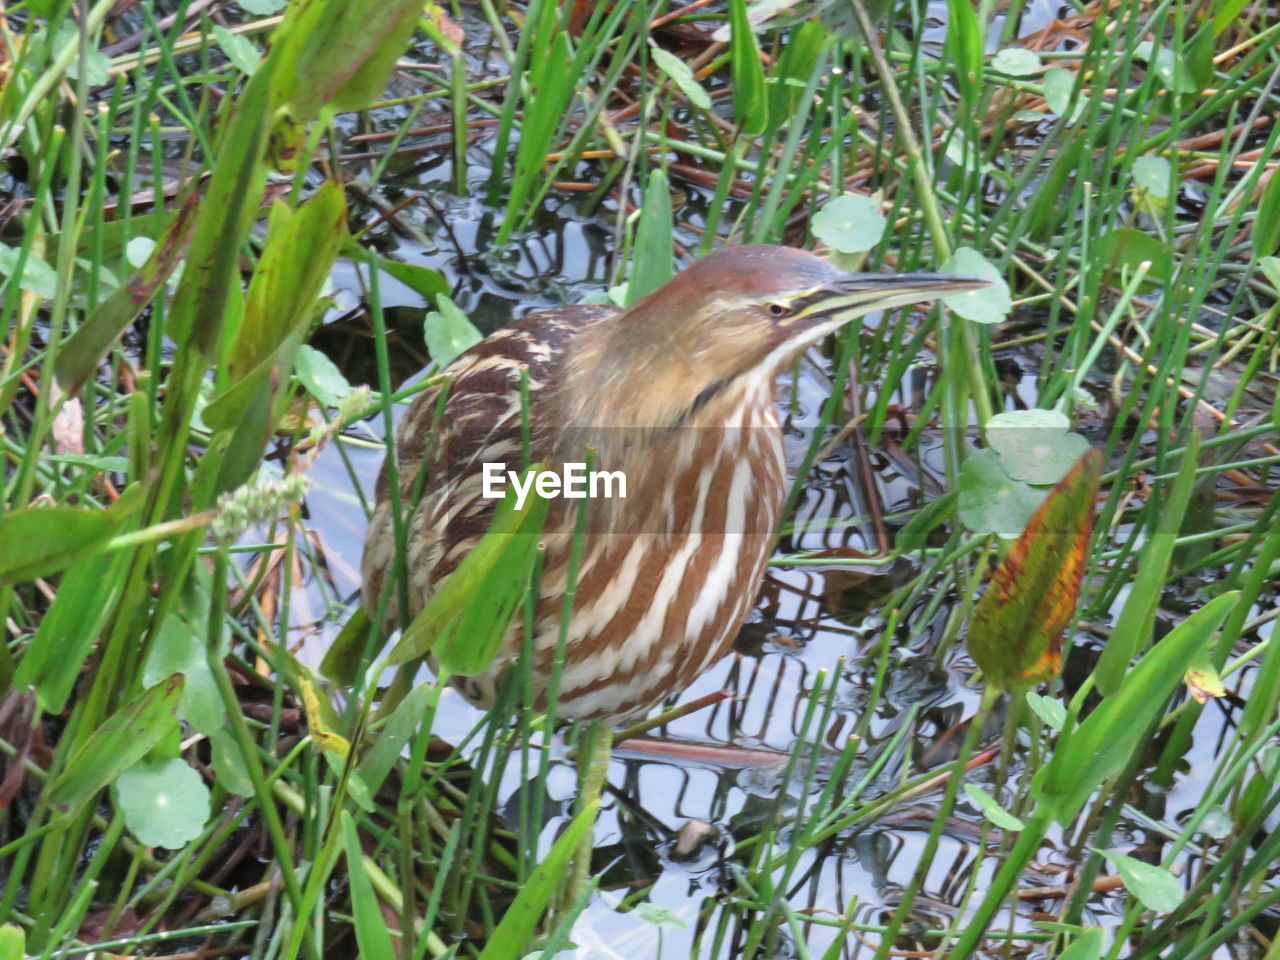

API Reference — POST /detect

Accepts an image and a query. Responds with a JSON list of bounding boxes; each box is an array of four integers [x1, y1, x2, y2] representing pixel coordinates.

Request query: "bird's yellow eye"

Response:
[[766, 302, 790, 318]]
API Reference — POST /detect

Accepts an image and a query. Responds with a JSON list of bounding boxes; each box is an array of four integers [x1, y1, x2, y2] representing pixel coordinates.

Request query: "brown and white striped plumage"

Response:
[[361, 245, 983, 723]]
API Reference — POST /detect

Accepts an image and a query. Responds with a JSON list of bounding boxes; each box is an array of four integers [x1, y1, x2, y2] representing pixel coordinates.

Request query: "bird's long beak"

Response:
[[784, 273, 991, 336]]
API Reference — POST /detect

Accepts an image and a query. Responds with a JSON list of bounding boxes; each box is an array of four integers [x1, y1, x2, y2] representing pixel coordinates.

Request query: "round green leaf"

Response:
[[55, 24, 110, 86], [1043, 67, 1078, 119], [636, 902, 688, 930], [1103, 850, 1184, 913], [0, 244, 58, 299], [210, 726, 254, 797], [963, 783, 1026, 830], [1093, 228, 1171, 287], [295, 344, 353, 406], [1134, 42, 1198, 94], [115, 758, 211, 849], [142, 614, 224, 736], [1055, 928, 1103, 960], [939, 247, 1011, 323], [985, 409, 1091, 485], [1198, 806, 1232, 840], [957, 449, 1046, 537], [811, 194, 887, 254], [1132, 155, 1172, 199], [992, 48, 1042, 76], [425, 295, 483, 368]]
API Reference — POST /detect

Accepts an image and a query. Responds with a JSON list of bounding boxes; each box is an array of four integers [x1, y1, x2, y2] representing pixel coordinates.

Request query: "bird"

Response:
[[361, 244, 986, 725]]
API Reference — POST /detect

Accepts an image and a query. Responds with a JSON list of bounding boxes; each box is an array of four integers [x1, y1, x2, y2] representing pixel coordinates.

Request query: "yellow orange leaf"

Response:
[[968, 449, 1103, 690]]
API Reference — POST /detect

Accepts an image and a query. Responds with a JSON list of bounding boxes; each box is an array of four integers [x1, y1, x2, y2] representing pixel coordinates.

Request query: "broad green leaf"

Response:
[[1043, 68, 1077, 118], [0, 244, 58, 298], [964, 784, 1025, 830], [358, 683, 434, 796], [729, 0, 767, 135], [498, 30, 578, 244], [1212, 0, 1251, 34], [476, 800, 599, 960], [115, 758, 211, 849], [272, 0, 422, 121], [765, 20, 824, 134], [204, 180, 346, 431], [968, 450, 1101, 688], [239, 0, 287, 12], [376, 257, 450, 300], [214, 24, 261, 76], [319, 605, 377, 688], [1036, 591, 1237, 823], [1260, 256, 1280, 290], [944, 0, 983, 104], [47, 453, 129, 472], [1134, 41, 1198, 94], [143, 614, 224, 735], [895, 489, 957, 554], [294, 344, 353, 406], [54, 23, 110, 85], [1093, 227, 1171, 288], [992, 48, 1042, 76], [985, 409, 1091, 485], [651, 48, 712, 110], [210, 726, 254, 797], [0, 500, 136, 583], [47, 675, 185, 815], [1055, 928, 1104, 960], [425, 294, 483, 368], [14, 552, 123, 713], [32, 455, 128, 473], [388, 475, 548, 674], [957, 449, 1046, 537], [166, 67, 272, 356], [1094, 433, 1200, 694], [341, 238, 450, 301], [811, 194, 886, 254], [1253, 164, 1280, 257], [1102, 851, 1184, 913], [629, 169, 674, 303], [342, 812, 398, 960], [1025, 692, 1066, 730], [939, 247, 1010, 323], [1132, 155, 1172, 199], [55, 196, 199, 398]]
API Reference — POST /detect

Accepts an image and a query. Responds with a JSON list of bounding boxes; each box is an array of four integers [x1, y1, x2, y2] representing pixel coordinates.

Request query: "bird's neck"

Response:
[[554, 313, 774, 432]]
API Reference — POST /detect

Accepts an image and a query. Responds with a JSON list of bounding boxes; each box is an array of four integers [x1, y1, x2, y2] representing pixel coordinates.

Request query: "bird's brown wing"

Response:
[[360, 303, 618, 629]]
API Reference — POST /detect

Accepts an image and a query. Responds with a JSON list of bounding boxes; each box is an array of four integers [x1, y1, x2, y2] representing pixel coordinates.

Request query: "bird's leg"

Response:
[[563, 720, 612, 913]]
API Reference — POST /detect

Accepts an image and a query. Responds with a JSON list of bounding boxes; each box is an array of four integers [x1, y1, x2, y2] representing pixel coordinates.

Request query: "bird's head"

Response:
[[560, 244, 989, 429]]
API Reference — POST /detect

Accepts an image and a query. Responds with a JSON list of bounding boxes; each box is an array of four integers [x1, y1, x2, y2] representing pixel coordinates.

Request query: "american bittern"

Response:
[[362, 244, 984, 724]]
